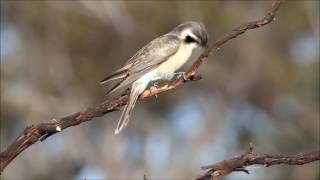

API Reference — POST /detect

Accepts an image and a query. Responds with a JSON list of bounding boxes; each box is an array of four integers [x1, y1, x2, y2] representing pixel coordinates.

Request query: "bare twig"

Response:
[[0, 0, 284, 173], [196, 147, 320, 180]]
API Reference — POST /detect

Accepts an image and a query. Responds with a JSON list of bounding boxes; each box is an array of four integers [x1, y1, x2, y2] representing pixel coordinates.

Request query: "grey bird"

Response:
[[100, 21, 208, 134]]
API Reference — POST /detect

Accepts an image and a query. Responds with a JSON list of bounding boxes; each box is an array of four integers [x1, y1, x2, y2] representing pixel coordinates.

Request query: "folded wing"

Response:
[[100, 34, 180, 94]]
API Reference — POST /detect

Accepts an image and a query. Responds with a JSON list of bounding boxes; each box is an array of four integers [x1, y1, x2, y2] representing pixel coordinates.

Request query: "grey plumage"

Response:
[[114, 80, 145, 135], [101, 34, 180, 94], [101, 21, 209, 134]]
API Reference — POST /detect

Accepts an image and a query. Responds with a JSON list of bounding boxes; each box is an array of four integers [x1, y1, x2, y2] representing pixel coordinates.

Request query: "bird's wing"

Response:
[[100, 63, 133, 84], [102, 34, 180, 94]]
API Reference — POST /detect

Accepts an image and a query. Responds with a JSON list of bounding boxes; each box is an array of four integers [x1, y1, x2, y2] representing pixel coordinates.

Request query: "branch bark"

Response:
[[1, 0, 284, 173], [196, 146, 320, 180]]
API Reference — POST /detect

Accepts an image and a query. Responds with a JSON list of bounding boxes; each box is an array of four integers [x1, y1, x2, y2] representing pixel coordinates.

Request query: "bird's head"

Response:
[[171, 21, 209, 49]]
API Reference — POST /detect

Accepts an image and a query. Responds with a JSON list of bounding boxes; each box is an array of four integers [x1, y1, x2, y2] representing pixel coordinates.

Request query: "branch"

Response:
[[0, 0, 284, 173], [140, 0, 284, 98], [196, 146, 320, 180]]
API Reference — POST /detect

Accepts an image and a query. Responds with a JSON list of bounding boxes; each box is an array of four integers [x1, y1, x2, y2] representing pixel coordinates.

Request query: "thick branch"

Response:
[[0, 0, 284, 173], [196, 147, 320, 180]]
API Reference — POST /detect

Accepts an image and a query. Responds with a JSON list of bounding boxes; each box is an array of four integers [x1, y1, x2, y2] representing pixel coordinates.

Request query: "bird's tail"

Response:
[[114, 81, 147, 134]]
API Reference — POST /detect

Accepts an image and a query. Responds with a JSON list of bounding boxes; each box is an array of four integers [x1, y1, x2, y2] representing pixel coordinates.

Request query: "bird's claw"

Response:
[[176, 72, 189, 81], [150, 83, 159, 98]]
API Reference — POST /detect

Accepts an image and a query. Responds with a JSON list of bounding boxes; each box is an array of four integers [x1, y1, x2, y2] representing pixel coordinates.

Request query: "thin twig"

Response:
[[0, 0, 284, 173]]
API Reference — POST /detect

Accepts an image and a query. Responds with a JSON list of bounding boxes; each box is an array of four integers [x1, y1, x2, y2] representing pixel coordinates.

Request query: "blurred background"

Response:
[[1, 1, 319, 179]]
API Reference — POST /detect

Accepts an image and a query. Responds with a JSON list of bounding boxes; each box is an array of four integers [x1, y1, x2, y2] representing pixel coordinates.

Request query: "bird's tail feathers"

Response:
[[114, 82, 146, 134]]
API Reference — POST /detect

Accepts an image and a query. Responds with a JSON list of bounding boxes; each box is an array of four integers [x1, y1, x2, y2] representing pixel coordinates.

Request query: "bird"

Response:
[[100, 21, 208, 134]]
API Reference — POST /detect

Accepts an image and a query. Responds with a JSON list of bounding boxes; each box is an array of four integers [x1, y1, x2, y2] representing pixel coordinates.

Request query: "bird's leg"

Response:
[[150, 81, 159, 98], [175, 72, 189, 81]]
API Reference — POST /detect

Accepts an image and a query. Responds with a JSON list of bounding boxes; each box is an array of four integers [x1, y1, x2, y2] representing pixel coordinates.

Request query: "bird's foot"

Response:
[[150, 82, 159, 98], [175, 72, 189, 81]]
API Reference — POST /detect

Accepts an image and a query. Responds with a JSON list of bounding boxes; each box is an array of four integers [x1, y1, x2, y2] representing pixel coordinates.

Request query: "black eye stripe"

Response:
[[185, 35, 198, 43]]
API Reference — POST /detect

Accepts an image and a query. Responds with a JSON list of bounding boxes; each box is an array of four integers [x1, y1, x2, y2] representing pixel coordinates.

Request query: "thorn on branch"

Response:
[[233, 167, 250, 174]]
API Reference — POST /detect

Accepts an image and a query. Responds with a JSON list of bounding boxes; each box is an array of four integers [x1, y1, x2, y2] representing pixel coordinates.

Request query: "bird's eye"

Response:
[[185, 35, 198, 44]]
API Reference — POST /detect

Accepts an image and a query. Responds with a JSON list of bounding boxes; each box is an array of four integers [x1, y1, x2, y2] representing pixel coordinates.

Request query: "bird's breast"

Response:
[[156, 44, 195, 74], [136, 43, 196, 83]]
